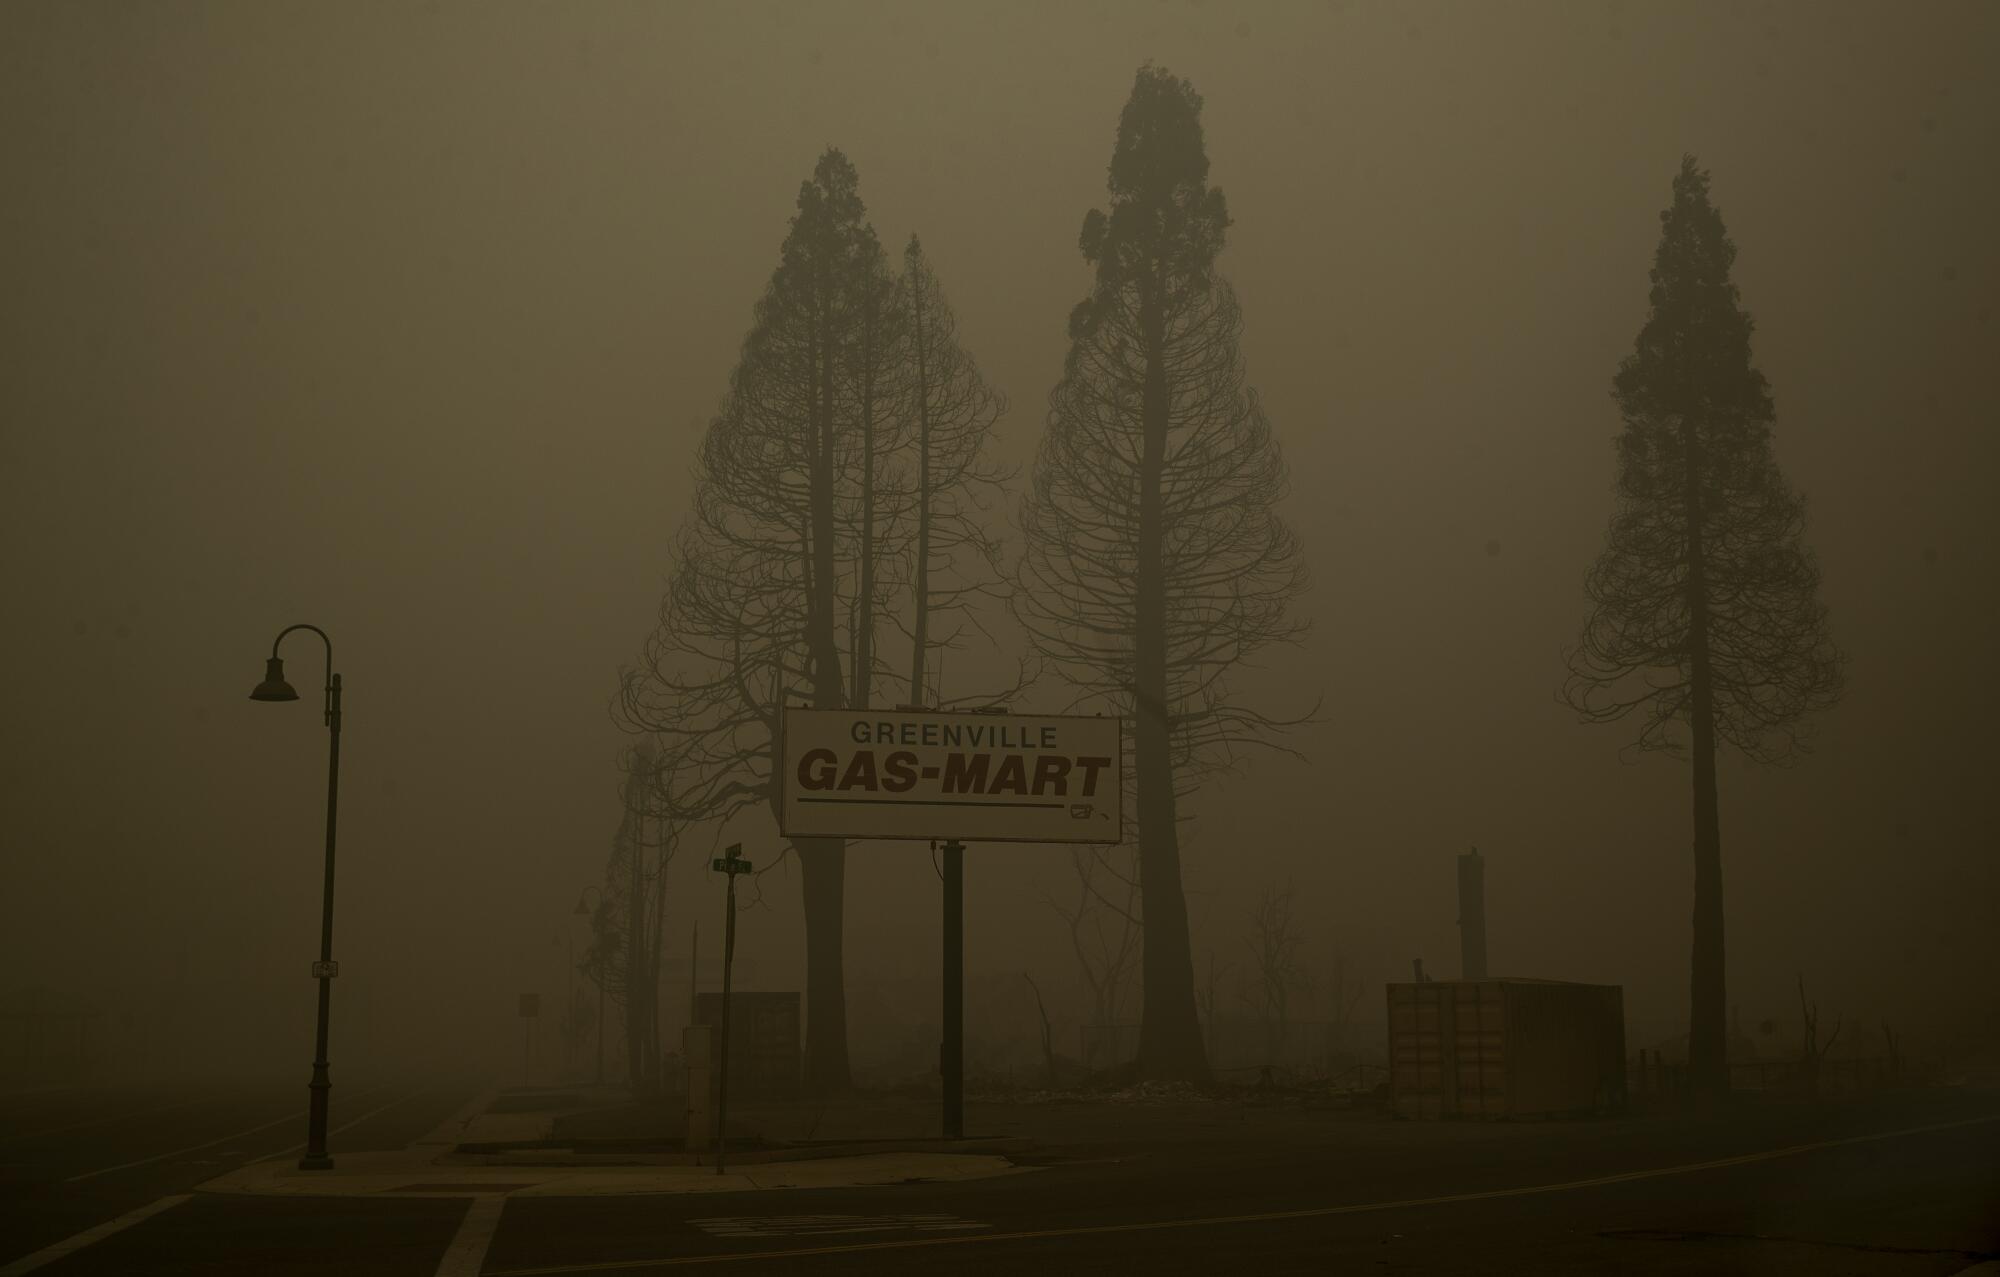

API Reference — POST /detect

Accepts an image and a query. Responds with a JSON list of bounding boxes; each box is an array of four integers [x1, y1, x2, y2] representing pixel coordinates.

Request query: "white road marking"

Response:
[[64, 1080, 395, 1183], [254, 1085, 430, 1162], [692, 1215, 986, 1239], [486, 1110, 2000, 1275], [1, 1096, 214, 1145], [0, 1193, 191, 1275], [435, 1194, 508, 1277], [64, 1111, 302, 1183]]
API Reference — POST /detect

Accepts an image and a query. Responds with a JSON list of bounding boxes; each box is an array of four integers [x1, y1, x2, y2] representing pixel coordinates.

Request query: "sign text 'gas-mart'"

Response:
[[778, 708, 1123, 844]]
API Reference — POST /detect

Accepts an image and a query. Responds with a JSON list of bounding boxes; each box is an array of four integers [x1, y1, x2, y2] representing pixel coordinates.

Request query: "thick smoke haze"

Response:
[[2, 0, 1993, 1083]]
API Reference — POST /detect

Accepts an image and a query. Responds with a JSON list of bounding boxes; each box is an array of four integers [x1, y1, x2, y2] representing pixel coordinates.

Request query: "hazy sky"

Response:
[[3, 0, 1993, 1076]]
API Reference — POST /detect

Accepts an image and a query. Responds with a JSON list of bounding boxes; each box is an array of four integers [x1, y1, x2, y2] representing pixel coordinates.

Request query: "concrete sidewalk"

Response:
[[194, 1083, 1033, 1198], [197, 1147, 1032, 1198]]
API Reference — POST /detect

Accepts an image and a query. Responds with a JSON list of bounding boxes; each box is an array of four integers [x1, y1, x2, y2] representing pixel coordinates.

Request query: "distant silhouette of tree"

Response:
[[898, 234, 1011, 707], [619, 153, 1014, 1095], [1245, 880, 1310, 1064], [1015, 66, 1310, 1083], [1041, 845, 1141, 1038], [618, 151, 889, 1096], [1564, 155, 1843, 1099], [582, 741, 677, 1093]]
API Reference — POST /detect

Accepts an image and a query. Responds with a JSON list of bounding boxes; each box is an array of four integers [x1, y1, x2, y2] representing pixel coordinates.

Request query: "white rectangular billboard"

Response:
[[778, 707, 1123, 844]]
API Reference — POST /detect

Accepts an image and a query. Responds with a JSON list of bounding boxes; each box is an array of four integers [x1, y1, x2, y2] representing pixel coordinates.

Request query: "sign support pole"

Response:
[[711, 843, 749, 1176], [942, 838, 964, 1140]]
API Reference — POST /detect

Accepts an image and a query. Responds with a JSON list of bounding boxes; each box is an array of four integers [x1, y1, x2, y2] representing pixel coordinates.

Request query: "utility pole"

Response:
[[629, 793, 646, 1091], [940, 838, 965, 1140], [1458, 847, 1488, 980], [575, 886, 607, 1087], [710, 843, 751, 1175]]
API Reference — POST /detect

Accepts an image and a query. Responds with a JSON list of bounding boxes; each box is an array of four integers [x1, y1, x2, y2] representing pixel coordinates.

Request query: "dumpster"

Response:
[[1387, 978, 1625, 1119]]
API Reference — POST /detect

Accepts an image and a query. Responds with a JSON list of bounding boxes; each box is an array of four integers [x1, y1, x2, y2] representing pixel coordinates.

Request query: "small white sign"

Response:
[[778, 708, 1122, 844]]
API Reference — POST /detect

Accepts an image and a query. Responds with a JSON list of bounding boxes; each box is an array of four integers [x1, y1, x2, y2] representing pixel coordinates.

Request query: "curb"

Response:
[[409, 1078, 505, 1151], [193, 1149, 1035, 1198], [446, 1135, 1033, 1168]]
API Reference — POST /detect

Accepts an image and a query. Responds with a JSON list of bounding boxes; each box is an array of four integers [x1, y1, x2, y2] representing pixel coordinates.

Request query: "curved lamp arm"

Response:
[[271, 623, 337, 727]]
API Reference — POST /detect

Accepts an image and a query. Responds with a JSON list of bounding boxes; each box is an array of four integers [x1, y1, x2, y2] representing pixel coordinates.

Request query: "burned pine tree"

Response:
[[1245, 880, 1310, 1066], [1016, 67, 1309, 1083], [1564, 156, 1843, 1099], [899, 234, 1010, 708], [619, 151, 892, 1095], [581, 741, 678, 1093], [620, 152, 1010, 1095]]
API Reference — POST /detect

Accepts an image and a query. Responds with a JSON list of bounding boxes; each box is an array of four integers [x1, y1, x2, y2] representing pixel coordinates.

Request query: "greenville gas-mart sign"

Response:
[[778, 708, 1122, 844]]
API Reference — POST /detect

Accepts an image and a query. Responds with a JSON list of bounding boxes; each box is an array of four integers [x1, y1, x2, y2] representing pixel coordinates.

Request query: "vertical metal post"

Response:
[[301, 671, 341, 1171], [712, 844, 744, 1184], [724, 864, 748, 1176], [1457, 847, 1488, 980], [942, 838, 964, 1141]]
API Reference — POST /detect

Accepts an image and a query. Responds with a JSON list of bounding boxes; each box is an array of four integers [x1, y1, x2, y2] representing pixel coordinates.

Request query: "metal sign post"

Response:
[[518, 993, 540, 1084], [710, 843, 751, 1175], [941, 838, 965, 1140], [776, 706, 1125, 1148]]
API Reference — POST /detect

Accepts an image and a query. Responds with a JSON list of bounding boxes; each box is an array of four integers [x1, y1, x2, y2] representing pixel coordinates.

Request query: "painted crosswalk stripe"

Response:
[[488, 1111, 2000, 1275], [0, 1194, 191, 1275], [692, 1215, 986, 1239], [64, 1079, 396, 1182], [253, 1084, 431, 1162], [435, 1194, 508, 1277]]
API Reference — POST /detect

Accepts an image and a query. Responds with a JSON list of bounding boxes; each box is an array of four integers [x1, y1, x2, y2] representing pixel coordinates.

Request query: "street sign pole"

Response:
[[518, 993, 541, 1085], [941, 838, 965, 1140], [711, 843, 750, 1176]]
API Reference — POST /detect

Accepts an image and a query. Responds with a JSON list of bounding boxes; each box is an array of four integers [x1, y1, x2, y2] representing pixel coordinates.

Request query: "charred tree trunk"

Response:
[[1683, 414, 1727, 1100], [908, 271, 932, 706], [800, 272, 851, 1096], [797, 837, 850, 1093], [854, 295, 878, 714], [627, 819, 645, 1089], [1134, 290, 1208, 1084]]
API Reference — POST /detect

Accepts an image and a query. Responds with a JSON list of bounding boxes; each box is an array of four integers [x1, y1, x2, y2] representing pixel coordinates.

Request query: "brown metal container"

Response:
[[1387, 979, 1626, 1119]]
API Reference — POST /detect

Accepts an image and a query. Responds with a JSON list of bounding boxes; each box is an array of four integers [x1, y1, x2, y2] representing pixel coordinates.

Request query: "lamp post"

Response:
[[574, 886, 605, 1086], [248, 623, 341, 1172]]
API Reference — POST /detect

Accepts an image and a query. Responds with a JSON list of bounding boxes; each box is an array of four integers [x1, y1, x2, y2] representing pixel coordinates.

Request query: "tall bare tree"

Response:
[[1245, 880, 1310, 1064], [581, 741, 678, 1093], [1042, 846, 1142, 1038], [621, 154, 1014, 1094], [899, 234, 1009, 707], [1564, 156, 1843, 1098], [1015, 66, 1309, 1082], [620, 151, 893, 1094]]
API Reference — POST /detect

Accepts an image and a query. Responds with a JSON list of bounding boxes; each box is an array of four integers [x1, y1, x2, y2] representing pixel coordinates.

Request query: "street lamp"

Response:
[[574, 886, 605, 1086], [248, 623, 342, 1171]]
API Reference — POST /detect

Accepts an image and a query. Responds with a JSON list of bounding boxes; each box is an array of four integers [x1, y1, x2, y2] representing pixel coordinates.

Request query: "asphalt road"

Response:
[[3, 1082, 1995, 1275], [0, 1073, 479, 1275]]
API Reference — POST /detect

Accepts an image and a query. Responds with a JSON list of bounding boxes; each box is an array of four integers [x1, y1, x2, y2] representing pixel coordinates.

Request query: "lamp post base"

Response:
[[301, 1065, 333, 1171]]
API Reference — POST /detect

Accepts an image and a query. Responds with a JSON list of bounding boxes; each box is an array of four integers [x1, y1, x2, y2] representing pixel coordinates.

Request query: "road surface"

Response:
[[2, 1080, 1994, 1274]]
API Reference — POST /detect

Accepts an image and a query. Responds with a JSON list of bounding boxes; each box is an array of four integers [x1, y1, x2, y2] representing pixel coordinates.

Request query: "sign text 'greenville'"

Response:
[[778, 708, 1123, 844]]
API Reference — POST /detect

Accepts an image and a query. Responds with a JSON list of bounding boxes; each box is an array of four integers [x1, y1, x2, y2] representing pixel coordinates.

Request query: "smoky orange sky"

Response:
[[3, 0, 1993, 1078]]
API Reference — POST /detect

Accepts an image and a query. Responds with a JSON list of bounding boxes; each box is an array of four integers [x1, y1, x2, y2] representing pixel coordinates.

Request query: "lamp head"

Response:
[[573, 894, 590, 917], [249, 656, 300, 703]]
